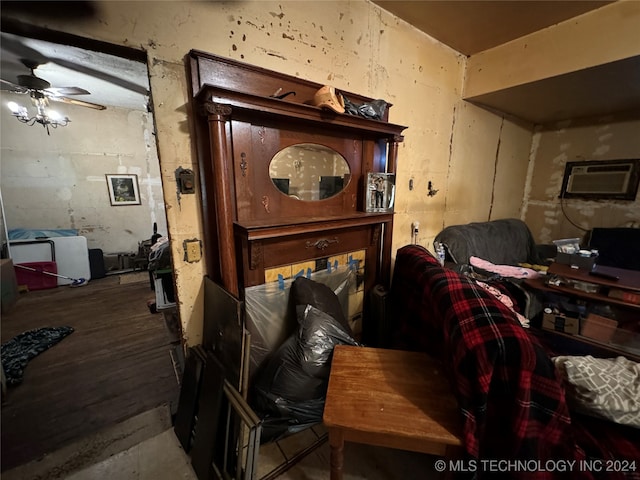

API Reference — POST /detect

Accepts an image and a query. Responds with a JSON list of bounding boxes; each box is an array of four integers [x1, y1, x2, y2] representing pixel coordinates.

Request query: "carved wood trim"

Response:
[[240, 152, 248, 176], [261, 196, 270, 214], [305, 237, 339, 250], [201, 101, 232, 117]]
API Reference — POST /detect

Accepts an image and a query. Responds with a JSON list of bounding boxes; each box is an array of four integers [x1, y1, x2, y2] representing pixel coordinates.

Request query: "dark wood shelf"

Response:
[[534, 328, 640, 362], [549, 262, 640, 291], [525, 262, 640, 311], [525, 276, 640, 311], [196, 84, 407, 138], [235, 212, 393, 240]]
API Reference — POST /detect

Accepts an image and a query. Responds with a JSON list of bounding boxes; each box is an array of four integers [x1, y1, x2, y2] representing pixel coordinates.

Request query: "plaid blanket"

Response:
[[391, 245, 640, 479]]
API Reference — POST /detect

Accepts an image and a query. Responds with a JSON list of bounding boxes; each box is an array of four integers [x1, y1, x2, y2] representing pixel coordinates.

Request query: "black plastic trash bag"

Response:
[[343, 96, 388, 120], [252, 277, 359, 442]]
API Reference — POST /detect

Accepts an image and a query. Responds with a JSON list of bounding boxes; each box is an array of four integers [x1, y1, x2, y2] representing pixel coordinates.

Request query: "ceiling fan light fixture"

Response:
[[6, 99, 70, 135], [47, 110, 67, 122], [7, 101, 26, 116]]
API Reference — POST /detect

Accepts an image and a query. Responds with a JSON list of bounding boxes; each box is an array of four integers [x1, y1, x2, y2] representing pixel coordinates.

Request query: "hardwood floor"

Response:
[[0, 272, 181, 472]]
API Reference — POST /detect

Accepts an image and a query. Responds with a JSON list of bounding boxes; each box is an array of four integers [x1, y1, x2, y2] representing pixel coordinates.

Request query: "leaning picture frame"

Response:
[[365, 172, 395, 213], [106, 174, 141, 206]]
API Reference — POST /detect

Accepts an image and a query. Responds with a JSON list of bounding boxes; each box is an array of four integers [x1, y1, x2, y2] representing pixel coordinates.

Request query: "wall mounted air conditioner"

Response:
[[560, 159, 640, 200]]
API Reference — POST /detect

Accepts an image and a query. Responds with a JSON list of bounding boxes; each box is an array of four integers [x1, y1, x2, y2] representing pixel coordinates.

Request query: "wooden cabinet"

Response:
[[188, 50, 406, 344]]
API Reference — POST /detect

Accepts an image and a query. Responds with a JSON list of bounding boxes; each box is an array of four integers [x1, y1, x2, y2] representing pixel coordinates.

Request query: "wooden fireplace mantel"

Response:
[[188, 51, 406, 343]]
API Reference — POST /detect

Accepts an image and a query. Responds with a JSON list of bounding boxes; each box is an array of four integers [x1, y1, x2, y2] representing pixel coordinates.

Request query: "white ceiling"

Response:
[[0, 32, 150, 112]]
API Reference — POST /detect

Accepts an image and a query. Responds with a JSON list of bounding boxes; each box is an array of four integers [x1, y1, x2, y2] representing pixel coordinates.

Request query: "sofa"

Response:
[[390, 244, 640, 479], [434, 218, 552, 319], [434, 218, 547, 267]]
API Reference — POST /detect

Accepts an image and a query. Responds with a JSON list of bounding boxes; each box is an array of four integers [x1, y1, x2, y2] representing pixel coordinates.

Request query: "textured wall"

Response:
[[523, 113, 640, 244], [2, 0, 530, 345]]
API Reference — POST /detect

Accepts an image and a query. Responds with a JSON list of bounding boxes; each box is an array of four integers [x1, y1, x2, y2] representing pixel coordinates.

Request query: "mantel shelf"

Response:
[[196, 84, 407, 138], [235, 212, 394, 241]]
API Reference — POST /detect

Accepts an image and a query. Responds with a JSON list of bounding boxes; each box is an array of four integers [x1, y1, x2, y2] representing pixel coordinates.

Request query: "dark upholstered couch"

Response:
[[434, 218, 552, 319], [434, 218, 546, 267], [389, 244, 640, 480]]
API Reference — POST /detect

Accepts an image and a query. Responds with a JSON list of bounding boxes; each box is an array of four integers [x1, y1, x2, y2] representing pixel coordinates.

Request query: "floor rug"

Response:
[[1, 326, 74, 385]]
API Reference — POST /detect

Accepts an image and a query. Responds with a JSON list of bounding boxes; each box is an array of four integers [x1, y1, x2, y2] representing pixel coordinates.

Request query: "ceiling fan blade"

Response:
[[48, 96, 106, 111], [2, 33, 146, 95], [0, 78, 29, 93], [0, 35, 50, 67], [46, 86, 91, 96], [47, 56, 149, 95]]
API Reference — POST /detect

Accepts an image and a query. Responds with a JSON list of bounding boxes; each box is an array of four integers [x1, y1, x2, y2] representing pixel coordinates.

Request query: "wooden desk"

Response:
[[323, 345, 462, 480]]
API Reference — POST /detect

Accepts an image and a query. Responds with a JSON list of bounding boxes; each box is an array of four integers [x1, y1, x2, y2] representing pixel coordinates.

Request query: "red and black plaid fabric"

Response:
[[391, 244, 640, 479]]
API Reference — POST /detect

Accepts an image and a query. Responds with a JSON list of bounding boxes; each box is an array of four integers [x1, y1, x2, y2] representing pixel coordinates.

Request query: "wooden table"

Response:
[[323, 345, 462, 480]]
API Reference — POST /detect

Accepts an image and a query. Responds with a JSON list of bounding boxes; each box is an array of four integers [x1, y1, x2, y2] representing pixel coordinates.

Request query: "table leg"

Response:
[[328, 428, 344, 480]]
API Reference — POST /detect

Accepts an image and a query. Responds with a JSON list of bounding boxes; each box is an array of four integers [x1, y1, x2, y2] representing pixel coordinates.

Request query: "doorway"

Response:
[[0, 28, 180, 472]]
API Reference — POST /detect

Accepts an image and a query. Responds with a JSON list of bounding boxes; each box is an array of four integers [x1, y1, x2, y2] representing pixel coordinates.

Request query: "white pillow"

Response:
[[552, 355, 640, 428]]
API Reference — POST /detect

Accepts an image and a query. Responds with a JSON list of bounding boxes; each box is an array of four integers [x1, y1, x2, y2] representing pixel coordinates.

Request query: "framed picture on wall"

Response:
[[365, 172, 395, 213], [106, 174, 141, 206]]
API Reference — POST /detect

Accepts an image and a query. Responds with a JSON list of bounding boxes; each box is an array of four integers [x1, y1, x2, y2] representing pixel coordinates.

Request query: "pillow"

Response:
[[552, 355, 640, 428]]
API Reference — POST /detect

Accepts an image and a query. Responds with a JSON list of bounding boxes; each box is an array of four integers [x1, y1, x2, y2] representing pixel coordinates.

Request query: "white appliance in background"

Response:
[[9, 241, 55, 264], [10, 236, 92, 286]]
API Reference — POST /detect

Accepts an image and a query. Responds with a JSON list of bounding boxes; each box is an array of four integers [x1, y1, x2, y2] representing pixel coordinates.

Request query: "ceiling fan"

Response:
[[1, 59, 106, 111]]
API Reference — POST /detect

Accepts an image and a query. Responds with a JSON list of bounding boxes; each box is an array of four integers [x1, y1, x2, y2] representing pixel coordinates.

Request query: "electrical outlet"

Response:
[[184, 239, 202, 263]]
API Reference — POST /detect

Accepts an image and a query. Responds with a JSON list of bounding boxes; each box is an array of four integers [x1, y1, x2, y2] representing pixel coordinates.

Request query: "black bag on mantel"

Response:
[[252, 277, 358, 442]]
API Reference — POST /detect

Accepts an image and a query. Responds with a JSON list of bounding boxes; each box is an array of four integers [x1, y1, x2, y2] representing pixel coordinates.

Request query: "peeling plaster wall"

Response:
[[523, 114, 640, 244], [0, 93, 167, 254], [401, 96, 534, 253], [442, 103, 533, 234], [2, 0, 529, 345]]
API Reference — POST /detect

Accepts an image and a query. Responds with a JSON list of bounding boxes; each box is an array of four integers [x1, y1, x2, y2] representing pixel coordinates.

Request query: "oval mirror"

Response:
[[269, 143, 351, 201]]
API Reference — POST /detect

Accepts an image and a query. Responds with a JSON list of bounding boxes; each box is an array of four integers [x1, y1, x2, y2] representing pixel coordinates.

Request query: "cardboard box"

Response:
[[542, 312, 580, 335], [580, 313, 618, 343], [1, 258, 19, 313]]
